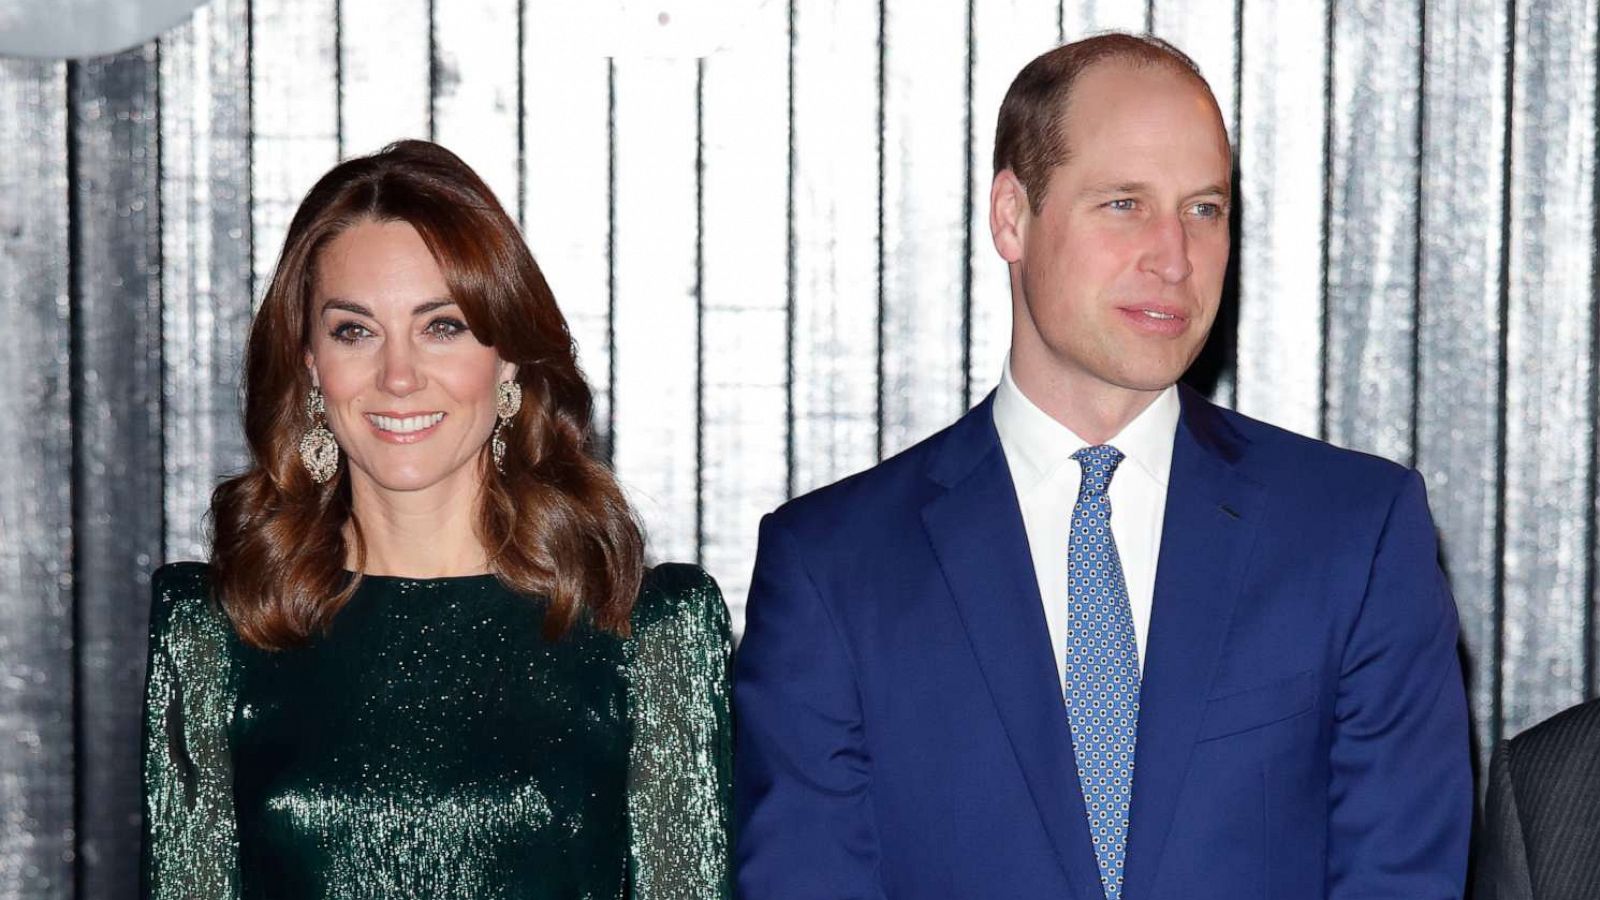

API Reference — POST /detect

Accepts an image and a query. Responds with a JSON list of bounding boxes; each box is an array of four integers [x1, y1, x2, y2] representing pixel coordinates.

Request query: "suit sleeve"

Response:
[[1475, 741, 1535, 900], [1325, 469, 1473, 899], [734, 513, 889, 900]]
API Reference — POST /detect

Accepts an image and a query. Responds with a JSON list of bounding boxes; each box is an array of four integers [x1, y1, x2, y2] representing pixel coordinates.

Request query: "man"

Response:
[[734, 33, 1471, 900], [1476, 698, 1600, 900]]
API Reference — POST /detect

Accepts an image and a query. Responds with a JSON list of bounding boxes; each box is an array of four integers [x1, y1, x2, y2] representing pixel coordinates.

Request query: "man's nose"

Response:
[[1140, 214, 1193, 284]]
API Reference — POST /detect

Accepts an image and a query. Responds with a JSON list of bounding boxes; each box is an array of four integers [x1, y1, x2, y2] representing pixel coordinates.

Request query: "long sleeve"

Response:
[[625, 564, 733, 899], [140, 563, 241, 900], [1325, 470, 1473, 898], [734, 513, 890, 900]]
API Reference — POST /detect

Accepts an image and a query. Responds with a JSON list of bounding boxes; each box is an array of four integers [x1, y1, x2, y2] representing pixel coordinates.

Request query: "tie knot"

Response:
[[1071, 444, 1124, 497]]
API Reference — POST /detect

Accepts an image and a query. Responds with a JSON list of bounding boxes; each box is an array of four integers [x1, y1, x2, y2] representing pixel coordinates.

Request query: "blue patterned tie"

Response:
[[1064, 444, 1139, 900]]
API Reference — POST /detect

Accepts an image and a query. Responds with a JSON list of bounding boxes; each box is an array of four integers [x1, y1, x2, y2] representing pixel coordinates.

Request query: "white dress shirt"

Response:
[[992, 361, 1180, 680]]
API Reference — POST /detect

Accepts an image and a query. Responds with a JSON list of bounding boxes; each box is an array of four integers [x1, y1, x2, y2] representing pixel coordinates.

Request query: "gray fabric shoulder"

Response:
[[1502, 698, 1600, 899], [1477, 739, 1534, 900], [1505, 697, 1600, 784], [1508, 697, 1600, 755]]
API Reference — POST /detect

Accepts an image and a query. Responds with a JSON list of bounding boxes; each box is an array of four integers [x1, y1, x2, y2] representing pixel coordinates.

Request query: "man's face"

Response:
[[997, 61, 1232, 402]]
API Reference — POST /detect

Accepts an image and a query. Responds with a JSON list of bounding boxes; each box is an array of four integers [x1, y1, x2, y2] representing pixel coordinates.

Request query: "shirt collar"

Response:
[[993, 357, 1180, 493]]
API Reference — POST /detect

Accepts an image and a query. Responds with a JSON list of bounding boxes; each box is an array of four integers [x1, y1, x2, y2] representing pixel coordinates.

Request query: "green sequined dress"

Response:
[[141, 561, 732, 900]]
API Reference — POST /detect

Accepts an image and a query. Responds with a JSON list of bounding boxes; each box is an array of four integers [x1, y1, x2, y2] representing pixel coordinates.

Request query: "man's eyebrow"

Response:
[[1082, 181, 1153, 197], [1081, 181, 1231, 199]]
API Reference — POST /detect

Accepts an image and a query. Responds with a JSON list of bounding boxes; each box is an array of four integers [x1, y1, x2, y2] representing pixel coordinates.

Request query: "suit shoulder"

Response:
[[1210, 402, 1415, 506], [1505, 698, 1600, 778], [633, 562, 730, 638], [769, 418, 957, 532]]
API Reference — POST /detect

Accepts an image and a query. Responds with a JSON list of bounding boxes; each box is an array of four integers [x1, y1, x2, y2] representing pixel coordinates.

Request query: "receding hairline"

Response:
[[1056, 55, 1228, 157], [992, 34, 1229, 211]]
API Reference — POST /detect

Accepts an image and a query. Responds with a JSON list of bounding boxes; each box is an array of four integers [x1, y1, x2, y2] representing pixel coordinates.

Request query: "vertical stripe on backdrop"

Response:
[[159, 0, 252, 573], [1323, 0, 1421, 464], [1236, 1, 1328, 438], [880, 0, 969, 458], [522, 3, 615, 456], [251, 0, 339, 299], [1416, 0, 1509, 761], [611, 55, 700, 564], [1499, 0, 1598, 738], [0, 57, 72, 900], [790, 0, 882, 496], [700, 1, 791, 633], [340, 0, 431, 157], [70, 42, 165, 898], [968, 0, 1060, 404], [432, 0, 522, 219]]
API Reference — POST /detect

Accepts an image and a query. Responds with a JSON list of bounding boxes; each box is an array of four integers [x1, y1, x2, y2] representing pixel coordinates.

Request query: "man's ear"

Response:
[[990, 169, 1029, 264]]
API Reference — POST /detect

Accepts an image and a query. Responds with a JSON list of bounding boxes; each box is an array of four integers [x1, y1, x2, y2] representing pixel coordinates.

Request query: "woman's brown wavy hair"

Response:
[[210, 139, 644, 650]]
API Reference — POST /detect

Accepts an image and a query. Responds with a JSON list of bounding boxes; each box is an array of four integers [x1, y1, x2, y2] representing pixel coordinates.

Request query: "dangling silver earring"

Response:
[[492, 380, 523, 472], [299, 388, 340, 484]]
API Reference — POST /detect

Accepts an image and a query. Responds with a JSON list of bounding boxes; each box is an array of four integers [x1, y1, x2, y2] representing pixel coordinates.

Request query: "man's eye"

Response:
[[1191, 202, 1225, 219], [1107, 198, 1138, 211]]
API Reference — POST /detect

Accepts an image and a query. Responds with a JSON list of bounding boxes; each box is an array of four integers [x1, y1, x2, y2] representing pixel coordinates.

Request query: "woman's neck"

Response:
[[345, 468, 490, 578]]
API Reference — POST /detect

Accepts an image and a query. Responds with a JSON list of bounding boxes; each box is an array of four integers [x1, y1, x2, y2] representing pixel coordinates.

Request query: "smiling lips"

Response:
[[365, 411, 445, 443], [1119, 304, 1190, 336]]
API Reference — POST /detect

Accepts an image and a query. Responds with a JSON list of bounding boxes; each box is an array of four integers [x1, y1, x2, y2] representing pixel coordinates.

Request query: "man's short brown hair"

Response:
[[993, 33, 1220, 213]]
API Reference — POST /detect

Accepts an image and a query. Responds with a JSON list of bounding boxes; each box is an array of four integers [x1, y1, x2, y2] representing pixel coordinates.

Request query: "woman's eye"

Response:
[[425, 317, 469, 339], [329, 322, 371, 344]]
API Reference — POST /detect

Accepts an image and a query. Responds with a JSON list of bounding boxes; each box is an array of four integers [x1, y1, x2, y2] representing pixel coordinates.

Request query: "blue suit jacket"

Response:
[[734, 386, 1471, 899]]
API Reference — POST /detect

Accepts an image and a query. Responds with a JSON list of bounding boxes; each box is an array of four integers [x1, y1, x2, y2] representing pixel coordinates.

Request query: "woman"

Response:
[[141, 140, 731, 899]]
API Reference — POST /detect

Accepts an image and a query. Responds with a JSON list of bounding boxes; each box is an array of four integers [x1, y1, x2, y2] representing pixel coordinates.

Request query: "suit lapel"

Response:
[[1121, 386, 1265, 900], [921, 397, 1104, 900]]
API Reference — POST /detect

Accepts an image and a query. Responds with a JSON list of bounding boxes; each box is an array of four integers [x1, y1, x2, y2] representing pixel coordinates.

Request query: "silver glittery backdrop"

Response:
[[1238, 1, 1327, 438], [791, 0, 879, 495], [880, 0, 968, 454], [70, 44, 164, 898], [0, 55, 72, 900], [1416, 0, 1511, 802], [159, 0, 252, 563], [4, 0, 1600, 895], [1500, 0, 1597, 739]]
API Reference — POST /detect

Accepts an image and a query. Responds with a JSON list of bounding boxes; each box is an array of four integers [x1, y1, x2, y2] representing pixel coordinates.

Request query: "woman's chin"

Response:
[[347, 458, 481, 497]]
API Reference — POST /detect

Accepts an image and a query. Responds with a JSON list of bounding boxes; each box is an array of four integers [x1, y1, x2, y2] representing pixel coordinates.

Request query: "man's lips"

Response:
[[1116, 304, 1191, 335]]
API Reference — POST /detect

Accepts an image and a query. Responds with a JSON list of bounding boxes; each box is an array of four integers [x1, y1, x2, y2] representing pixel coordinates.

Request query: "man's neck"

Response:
[[1008, 356, 1166, 446]]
